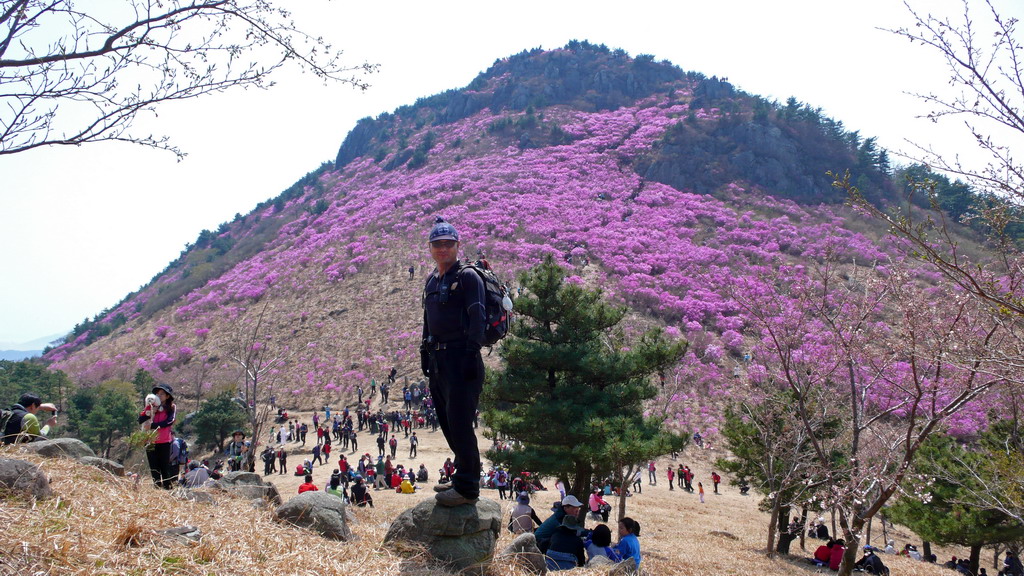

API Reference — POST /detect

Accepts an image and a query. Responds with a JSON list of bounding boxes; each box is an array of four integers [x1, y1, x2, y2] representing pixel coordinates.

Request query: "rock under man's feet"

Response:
[[435, 488, 478, 507]]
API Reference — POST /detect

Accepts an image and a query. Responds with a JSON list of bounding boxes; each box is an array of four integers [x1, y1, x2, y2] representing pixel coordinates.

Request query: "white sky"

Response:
[[2, 0, 1020, 348]]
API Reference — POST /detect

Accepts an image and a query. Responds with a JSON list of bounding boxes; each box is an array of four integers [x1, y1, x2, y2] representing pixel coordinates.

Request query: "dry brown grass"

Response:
[[0, 439, 972, 576]]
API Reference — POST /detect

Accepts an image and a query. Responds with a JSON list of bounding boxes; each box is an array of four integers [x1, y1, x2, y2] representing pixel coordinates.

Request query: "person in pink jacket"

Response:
[[590, 489, 611, 522], [829, 539, 847, 571], [138, 384, 178, 489]]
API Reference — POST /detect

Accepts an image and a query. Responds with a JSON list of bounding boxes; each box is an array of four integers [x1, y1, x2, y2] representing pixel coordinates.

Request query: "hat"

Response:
[[561, 515, 580, 529], [561, 495, 584, 508], [428, 217, 459, 243], [152, 383, 174, 399], [231, 429, 246, 438], [517, 493, 530, 505]]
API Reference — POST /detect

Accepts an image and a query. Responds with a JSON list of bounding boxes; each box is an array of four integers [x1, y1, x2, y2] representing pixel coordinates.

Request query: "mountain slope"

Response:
[[45, 44, 898, 435]]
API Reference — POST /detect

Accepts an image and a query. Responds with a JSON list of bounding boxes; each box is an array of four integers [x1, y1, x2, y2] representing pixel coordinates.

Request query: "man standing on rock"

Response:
[[420, 216, 486, 507]]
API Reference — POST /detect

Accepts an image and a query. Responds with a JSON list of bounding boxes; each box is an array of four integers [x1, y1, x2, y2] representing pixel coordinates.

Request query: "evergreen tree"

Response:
[[70, 380, 138, 458], [482, 255, 687, 495], [191, 391, 249, 451], [716, 389, 843, 555], [0, 360, 71, 410], [132, 369, 157, 397], [886, 430, 1024, 576]]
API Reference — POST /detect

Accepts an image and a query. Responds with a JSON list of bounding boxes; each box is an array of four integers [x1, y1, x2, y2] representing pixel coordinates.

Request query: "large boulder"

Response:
[[383, 497, 502, 575], [79, 456, 125, 476], [497, 531, 547, 575], [21, 438, 95, 460], [273, 492, 351, 540], [218, 471, 264, 486], [209, 471, 281, 505], [0, 458, 52, 499]]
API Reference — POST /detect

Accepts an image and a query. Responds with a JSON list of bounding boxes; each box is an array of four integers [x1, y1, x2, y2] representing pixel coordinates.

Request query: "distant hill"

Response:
[[0, 349, 41, 361], [42, 42, 940, 432]]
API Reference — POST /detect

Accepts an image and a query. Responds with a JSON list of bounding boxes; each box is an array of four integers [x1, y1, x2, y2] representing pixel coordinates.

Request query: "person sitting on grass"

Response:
[[854, 546, 889, 575], [298, 474, 318, 494], [811, 540, 834, 567], [584, 524, 622, 564], [351, 476, 374, 507], [613, 517, 642, 570]]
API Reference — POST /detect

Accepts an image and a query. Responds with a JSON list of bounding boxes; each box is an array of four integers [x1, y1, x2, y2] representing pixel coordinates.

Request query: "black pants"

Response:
[[147, 442, 173, 488], [429, 346, 483, 498]]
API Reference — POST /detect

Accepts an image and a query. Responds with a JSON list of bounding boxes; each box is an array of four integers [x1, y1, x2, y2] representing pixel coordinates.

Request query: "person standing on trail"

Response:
[[420, 217, 486, 508]]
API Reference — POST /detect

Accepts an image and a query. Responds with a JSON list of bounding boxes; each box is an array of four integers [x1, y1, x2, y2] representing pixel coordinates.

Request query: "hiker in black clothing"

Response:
[[3, 393, 57, 444], [421, 217, 486, 508]]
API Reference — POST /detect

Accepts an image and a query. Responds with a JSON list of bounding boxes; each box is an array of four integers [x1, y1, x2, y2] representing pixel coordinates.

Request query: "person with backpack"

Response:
[[3, 393, 57, 444], [138, 384, 177, 488], [169, 435, 188, 483], [420, 217, 488, 508], [224, 430, 250, 472]]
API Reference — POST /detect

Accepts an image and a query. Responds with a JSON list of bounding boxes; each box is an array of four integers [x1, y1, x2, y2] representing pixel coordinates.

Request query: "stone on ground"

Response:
[[497, 531, 547, 575], [0, 458, 52, 499], [209, 471, 282, 505], [21, 438, 96, 460], [273, 491, 352, 541], [383, 497, 502, 575], [79, 456, 125, 476]]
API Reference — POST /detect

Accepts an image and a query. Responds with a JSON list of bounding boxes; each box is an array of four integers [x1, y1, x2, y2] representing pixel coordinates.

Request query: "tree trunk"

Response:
[[866, 515, 872, 547], [570, 461, 593, 498], [969, 543, 982, 576], [923, 541, 932, 562], [836, 513, 865, 576], [766, 501, 781, 557], [799, 507, 808, 551], [617, 475, 631, 523], [776, 506, 796, 555]]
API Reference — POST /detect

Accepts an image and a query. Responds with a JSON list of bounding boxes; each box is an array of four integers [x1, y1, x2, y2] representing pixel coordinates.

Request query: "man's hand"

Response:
[[420, 343, 431, 377]]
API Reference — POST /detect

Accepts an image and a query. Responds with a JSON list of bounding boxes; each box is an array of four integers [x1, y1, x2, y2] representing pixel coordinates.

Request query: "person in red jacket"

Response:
[[298, 474, 319, 494], [812, 540, 834, 566], [830, 539, 847, 571]]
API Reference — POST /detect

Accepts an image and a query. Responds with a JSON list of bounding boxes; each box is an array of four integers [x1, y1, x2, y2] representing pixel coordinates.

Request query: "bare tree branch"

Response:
[[0, 0, 378, 158]]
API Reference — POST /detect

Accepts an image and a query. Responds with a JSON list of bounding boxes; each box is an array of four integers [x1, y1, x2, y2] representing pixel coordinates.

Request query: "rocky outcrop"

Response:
[[79, 456, 125, 476], [0, 458, 52, 499], [21, 438, 95, 460], [497, 531, 547, 575], [384, 497, 502, 575], [208, 471, 281, 505], [273, 492, 351, 540]]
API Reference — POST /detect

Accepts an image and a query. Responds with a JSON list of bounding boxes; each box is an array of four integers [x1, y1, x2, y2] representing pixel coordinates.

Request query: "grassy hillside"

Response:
[[0, 433, 971, 576]]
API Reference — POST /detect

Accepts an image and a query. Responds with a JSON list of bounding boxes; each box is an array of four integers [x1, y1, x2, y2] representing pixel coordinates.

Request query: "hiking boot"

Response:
[[435, 488, 478, 507], [433, 482, 453, 493]]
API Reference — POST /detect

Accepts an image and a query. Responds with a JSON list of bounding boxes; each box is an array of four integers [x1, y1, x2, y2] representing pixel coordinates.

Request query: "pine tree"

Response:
[[887, 429, 1024, 576], [482, 255, 687, 495]]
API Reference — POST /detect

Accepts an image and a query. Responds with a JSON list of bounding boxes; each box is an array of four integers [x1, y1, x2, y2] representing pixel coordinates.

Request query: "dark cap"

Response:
[[231, 430, 246, 438], [428, 217, 459, 243], [152, 384, 174, 399]]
